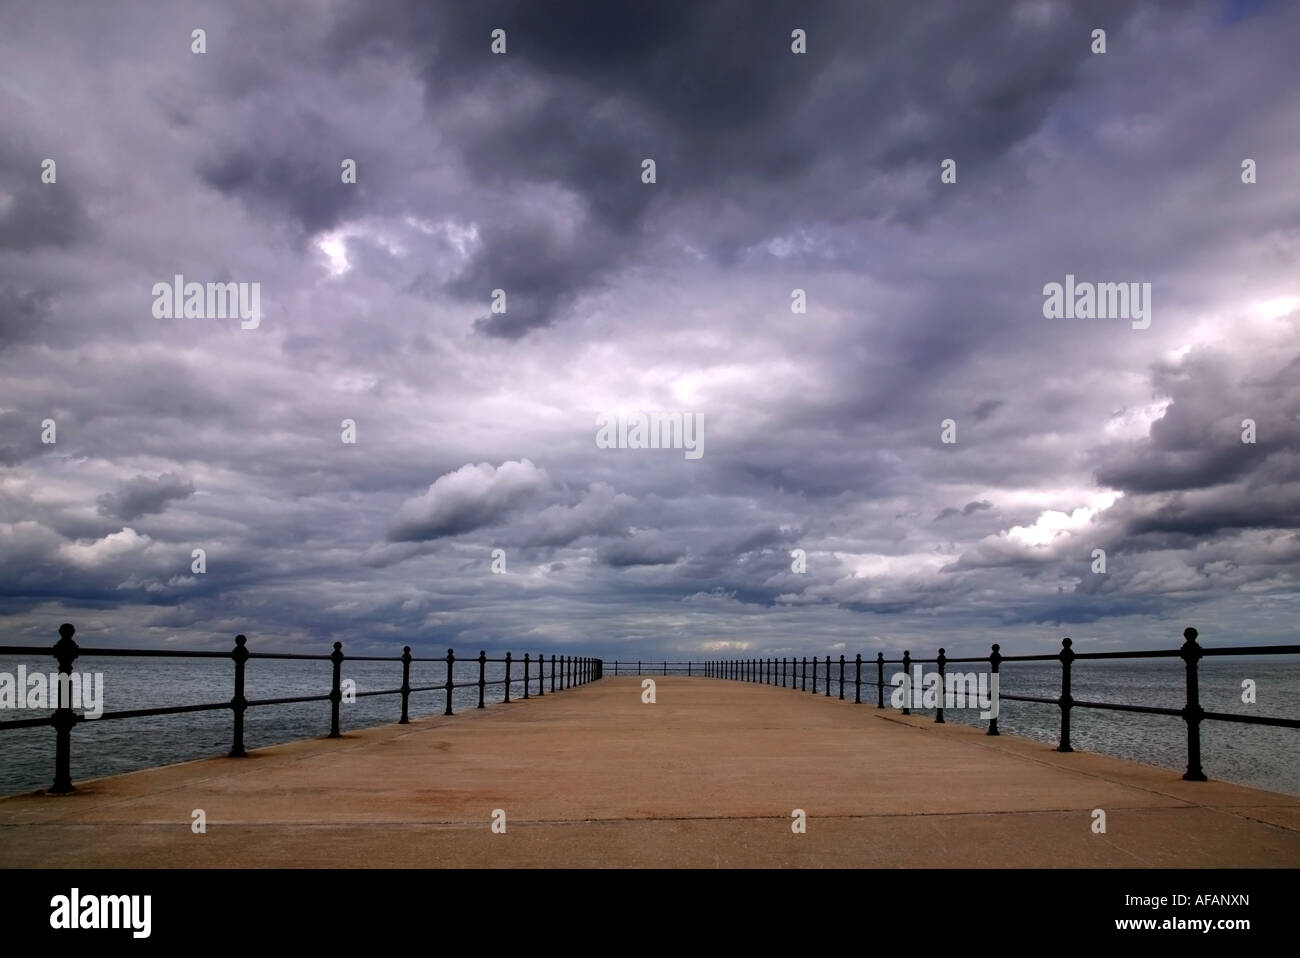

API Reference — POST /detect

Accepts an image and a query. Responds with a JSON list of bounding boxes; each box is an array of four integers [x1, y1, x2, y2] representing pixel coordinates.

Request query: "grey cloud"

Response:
[[599, 531, 683, 567], [388, 460, 548, 541], [96, 473, 196, 521]]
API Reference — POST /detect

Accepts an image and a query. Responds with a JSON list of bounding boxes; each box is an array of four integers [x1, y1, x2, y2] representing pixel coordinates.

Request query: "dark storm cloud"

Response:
[[1, 0, 1297, 660], [0, 409, 52, 466], [599, 531, 683, 567], [1095, 351, 1300, 498], [935, 499, 994, 521], [325, 0, 1147, 337], [96, 472, 196, 520], [0, 148, 88, 251], [197, 117, 366, 240], [0, 286, 52, 353]]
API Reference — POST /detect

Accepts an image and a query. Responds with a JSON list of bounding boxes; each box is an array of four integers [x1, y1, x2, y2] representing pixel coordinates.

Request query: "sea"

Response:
[[0, 653, 1296, 798]]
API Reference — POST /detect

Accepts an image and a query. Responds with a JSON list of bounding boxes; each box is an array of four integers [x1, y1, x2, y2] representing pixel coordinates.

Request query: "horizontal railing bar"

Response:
[[1069, 699, 1183, 717], [1201, 645, 1300, 657], [96, 701, 232, 721], [246, 693, 332, 707], [246, 652, 332, 661], [1201, 710, 1300, 729], [19, 647, 232, 659], [1072, 649, 1181, 660]]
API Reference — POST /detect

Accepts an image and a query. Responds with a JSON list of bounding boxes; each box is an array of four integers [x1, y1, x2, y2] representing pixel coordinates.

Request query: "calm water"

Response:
[[0, 654, 554, 796], [1, 655, 1297, 797], [808, 656, 1300, 796]]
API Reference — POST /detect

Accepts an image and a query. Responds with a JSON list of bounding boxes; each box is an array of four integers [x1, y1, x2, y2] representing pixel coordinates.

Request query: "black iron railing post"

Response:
[[399, 645, 412, 724], [444, 648, 455, 716], [1181, 627, 1207, 781], [811, 656, 817, 694], [1057, 638, 1074, 752], [801, 657, 807, 692], [876, 652, 885, 708], [688, 661, 691, 677], [935, 648, 946, 723], [782, 657, 787, 688], [854, 653, 861, 704], [504, 652, 512, 702], [987, 644, 1001, 736], [478, 651, 487, 708], [901, 650, 911, 715], [537, 652, 545, 696], [551, 654, 556, 692], [230, 633, 249, 756], [50, 623, 79, 794], [826, 656, 832, 697], [839, 654, 845, 700], [523, 653, 530, 699], [328, 641, 344, 738], [637, 660, 641, 677]]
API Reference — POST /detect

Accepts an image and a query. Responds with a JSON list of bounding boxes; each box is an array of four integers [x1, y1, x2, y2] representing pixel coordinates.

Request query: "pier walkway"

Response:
[[1, 676, 1297, 867]]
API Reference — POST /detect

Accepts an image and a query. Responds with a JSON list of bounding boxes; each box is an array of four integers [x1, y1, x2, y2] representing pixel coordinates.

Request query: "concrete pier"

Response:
[[0, 676, 1296, 867]]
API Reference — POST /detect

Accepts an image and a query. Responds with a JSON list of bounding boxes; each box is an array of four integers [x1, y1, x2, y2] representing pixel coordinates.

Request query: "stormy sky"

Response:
[[1, 0, 1297, 662]]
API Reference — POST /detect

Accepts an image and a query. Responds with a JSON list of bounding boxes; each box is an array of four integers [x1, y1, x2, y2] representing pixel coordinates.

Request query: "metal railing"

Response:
[[0, 624, 603, 795], [607, 660, 699, 676], [695, 628, 1300, 782]]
